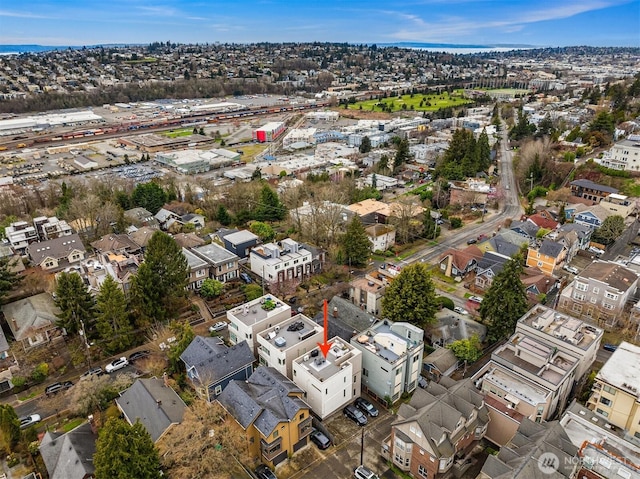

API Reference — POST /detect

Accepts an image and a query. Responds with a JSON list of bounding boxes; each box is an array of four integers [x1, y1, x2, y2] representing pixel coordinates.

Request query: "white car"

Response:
[[105, 357, 129, 373], [454, 307, 469, 315], [209, 321, 227, 332], [20, 414, 41, 429]]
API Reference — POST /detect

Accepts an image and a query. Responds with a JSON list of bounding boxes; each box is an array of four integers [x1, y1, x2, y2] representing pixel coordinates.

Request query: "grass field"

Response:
[[161, 128, 194, 138], [234, 143, 268, 161], [349, 90, 471, 113]]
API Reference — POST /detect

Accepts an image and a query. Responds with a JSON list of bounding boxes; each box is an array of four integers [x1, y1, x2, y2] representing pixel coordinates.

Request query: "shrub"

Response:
[[437, 296, 455, 310], [30, 363, 49, 383], [449, 217, 463, 229], [11, 376, 26, 388]]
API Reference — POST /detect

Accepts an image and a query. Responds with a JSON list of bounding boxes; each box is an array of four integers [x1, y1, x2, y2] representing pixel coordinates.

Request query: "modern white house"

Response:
[[227, 295, 292, 356], [291, 337, 362, 419], [350, 320, 424, 403], [257, 314, 323, 378], [249, 239, 313, 284]]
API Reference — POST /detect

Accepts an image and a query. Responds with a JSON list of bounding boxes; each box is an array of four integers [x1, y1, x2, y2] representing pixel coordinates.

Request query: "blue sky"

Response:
[[1, 0, 639, 47]]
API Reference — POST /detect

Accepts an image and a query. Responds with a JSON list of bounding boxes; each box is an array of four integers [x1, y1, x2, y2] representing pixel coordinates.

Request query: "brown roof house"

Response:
[[381, 377, 489, 478], [27, 233, 86, 271], [438, 245, 482, 279], [1, 292, 63, 350]]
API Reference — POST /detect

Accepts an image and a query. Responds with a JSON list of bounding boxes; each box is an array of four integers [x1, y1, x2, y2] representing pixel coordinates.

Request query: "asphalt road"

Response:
[[408, 125, 523, 265]]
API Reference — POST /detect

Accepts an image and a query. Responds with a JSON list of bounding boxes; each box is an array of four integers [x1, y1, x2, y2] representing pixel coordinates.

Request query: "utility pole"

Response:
[[529, 173, 534, 193], [360, 427, 365, 466]]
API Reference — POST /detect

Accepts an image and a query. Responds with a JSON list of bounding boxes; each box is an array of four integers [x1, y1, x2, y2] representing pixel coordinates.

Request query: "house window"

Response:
[[573, 293, 586, 301], [273, 430, 279, 439], [299, 413, 304, 420], [596, 408, 609, 417], [599, 397, 612, 407], [603, 303, 614, 310], [603, 385, 616, 395], [575, 282, 588, 292], [226, 262, 235, 269], [592, 287, 599, 294], [605, 292, 619, 300]]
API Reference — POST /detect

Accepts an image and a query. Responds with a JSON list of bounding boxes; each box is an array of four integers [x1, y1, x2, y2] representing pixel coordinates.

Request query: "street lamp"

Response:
[[79, 319, 91, 368]]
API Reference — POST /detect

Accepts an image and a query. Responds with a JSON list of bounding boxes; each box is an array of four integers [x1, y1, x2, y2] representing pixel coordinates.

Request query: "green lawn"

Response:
[[349, 90, 471, 113], [161, 128, 194, 138], [60, 418, 85, 433]]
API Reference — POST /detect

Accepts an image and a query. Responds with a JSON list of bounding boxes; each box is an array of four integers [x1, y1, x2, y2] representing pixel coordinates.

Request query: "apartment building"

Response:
[[558, 260, 639, 328], [602, 138, 640, 172], [217, 367, 312, 468], [381, 378, 489, 479], [517, 305, 603, 380], [291, 337, 362, 419], [349, 272, 386, 315], [570, 179, 619, 203], [587, 342, 640, 440], [257, 314, 323, 378], [5, 221, 38, 255], [182, 248, 209, 290], [472, 331, 579, 445], [227, 295, 292, 355], [33, 216, 73, 241], [351, 320, 424, 403], [250, 239, 314, 284]]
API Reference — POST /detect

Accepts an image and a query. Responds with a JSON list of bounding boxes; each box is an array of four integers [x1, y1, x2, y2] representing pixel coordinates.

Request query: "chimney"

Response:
[[163, 371, 169, 387], [333, 307, 338, 318], [88, 414, 98, 435]]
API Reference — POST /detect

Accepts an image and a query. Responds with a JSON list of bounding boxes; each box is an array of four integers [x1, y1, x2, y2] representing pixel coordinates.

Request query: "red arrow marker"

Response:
[[317, 299, 333, 358]]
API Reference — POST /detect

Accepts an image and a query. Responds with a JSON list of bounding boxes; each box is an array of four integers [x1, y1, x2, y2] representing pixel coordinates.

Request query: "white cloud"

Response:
[[0, 10, 55, 19]]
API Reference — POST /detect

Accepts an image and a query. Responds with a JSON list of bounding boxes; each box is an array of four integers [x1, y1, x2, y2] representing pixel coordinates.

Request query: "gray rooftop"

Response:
[[227, 295, 291, 326], [223, 229, 259, 245], [217, 366, 308, 437], [27, 233, 86, 264], [115, 377, 186, 442], [537, 239, 564, 258], [259, 314, 322, 350], [294, 337, 355, 381], [313, 296, 377, 342], [570, 179, 619, 194], [1, 292, 59, 341], [180, 336, 254, 385], [39, 422, 96, 479], [192, 242, 239, 265], [182, 247, 208, 270], [596, 341, 640, 397]]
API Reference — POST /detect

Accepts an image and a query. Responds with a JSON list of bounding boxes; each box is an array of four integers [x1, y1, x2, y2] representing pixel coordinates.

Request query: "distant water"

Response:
[[379, 42, 535, 54]]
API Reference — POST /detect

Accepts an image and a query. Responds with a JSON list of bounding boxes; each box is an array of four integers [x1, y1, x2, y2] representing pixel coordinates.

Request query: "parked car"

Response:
[[436, 219, 445, 225], [603, 343, 618, 352], [310, 429, 332, 449], [589, 246, 605, 256], [418, 376, 428, 389], [354, 397, 379, 417], [105, 357, 129, 373], [19, 414, 41, 429], [468, 296, 484, 304], [240, 272, 252, 284], [128, 350, 150, 362], [354, 465, 380, 479], [466, 238, 477, 244], [563, 265, 579, 274], [80, 367, 104, 379], [343, 404, 368, 426], [454, 307, 469, 315], [254, 464, 277, 479], [209, 322, 227, 333], [45, 381, 74, 397]]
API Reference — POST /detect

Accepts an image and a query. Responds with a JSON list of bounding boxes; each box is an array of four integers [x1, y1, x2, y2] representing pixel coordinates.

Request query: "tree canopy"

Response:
[[131, 182, 168, 215], [95, 275, 133, 354], [254, 184, 286, 222], [591, 215, 625, 245], [381, 263, 438, 328], [94, 417, 161, 479], [448, 334, 482, 363], [129, 231, 189, 326], [479, 255, 529, 343], [437, 128, 491, 179], [342, 216, 371, 267], [0, 404, 19, 453], [0, 257, 21, 306], [54, 272, 95, 335], [200, 278, 224, 299]]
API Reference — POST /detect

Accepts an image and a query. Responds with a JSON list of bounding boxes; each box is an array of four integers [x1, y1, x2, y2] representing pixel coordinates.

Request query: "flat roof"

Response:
[[482, 363, 549, 405], [519, 305, 602, 351], [597, 341, 640, 396], [295, 337, 357, 382], [259, 314, 322, 350], [227, 295, 291, 327]]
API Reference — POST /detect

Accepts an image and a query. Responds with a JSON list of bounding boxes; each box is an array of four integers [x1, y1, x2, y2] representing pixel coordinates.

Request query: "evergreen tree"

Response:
[[167, 320, 195, 374], [359, 136, 372, 154], [476, 128, 492, 171], [254, 185, 286, 222], [480, 255, 529, 343], [437, 129, 478, 179], [131, 182, 168, 215], [54, 272, 95, 335], [342, 216, 371, 268], [0, 404, 19, 453], [393, 138, 410, 172], [0, 257, 21, 305], [423, 209, 440, 239], [94, 418, 161, 479], [251, 167, 262, 181], [381, 263, 438, 328], [129, 232, 189, 326], [216, 205, 232, 226], [95, 275, 133, 354]]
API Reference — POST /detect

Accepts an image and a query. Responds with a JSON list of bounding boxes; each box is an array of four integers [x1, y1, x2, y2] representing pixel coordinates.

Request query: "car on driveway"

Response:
[[209, 322, 227, 333], [19, 414, 41, 429], [343, 404, 368, 426], [354, 397, 379, 417], [105, 357, 129, 373], [354, 465, 380, 479], [603, 343, 618, 352], [310, 428, 332, 449], [454, 307, 469, 315], [254, 464, 277, 479], [240, 272, 253, 284]]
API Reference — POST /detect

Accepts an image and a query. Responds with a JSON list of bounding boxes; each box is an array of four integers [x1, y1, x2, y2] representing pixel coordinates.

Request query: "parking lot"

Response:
[[277, 401, 397, 479]]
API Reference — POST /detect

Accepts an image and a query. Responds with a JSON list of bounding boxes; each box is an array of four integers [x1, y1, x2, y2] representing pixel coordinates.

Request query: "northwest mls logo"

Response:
[[538, 452, 560, 474]]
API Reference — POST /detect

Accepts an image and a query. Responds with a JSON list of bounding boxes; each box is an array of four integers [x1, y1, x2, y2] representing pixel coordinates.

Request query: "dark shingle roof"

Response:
[[312, 296, 377, 341], [579, 260, 639, 292], [570, 179, 619, 194], [217, 366, 308, 437], [115, 377, 186, 442], [39, 422, 96, 479], [538, 239, 564, 258], [27, 233, 86, 264], [180, 336, 255, 386]]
